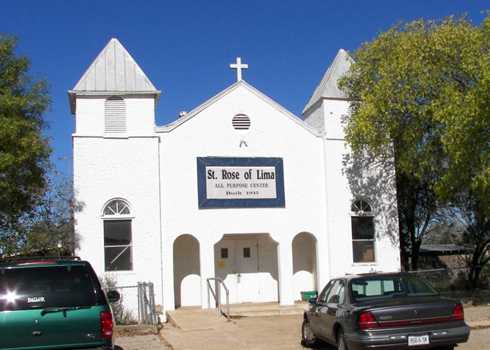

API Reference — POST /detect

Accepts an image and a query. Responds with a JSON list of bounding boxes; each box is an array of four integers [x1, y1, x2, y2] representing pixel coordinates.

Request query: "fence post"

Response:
[[149, 282, 156, 325], [142, 282, 148, 324], [136, 282, 141, 324]]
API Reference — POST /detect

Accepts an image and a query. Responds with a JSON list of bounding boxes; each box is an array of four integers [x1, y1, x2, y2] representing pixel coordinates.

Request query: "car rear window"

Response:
[[351, 275, 437, 301], [0, 265, 97, 311]]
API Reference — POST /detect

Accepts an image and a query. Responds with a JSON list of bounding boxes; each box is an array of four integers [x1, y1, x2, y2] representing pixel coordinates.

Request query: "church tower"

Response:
[[302, 49, 357, 277], [69, 39, 164, 304], [302, 49, 353, 137], [69, 38, 160, 135], [303, 50, 400, 277]]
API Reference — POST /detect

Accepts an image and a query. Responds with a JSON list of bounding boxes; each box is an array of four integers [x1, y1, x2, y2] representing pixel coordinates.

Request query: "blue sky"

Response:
[[1, 1, 488, 177]]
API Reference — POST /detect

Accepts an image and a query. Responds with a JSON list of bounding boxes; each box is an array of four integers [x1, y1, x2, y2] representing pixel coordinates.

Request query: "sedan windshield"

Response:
[[0, 265, 97, 311], [351, 275, 437, 301]]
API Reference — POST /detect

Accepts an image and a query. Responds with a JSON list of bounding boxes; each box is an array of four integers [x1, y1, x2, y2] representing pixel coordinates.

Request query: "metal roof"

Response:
[[68, 38, 160, 113], [420, 244, 470, 255], [72, 38, 158, 93], [303, 49, 354, 114]]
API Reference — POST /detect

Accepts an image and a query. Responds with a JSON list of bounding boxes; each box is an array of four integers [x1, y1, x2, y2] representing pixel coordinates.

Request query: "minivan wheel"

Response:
[[337, 329, 348, 350], [301, 318, 317, 347]]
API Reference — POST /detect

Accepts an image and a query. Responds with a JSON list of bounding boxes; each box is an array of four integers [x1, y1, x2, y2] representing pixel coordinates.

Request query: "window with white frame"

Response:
[[351, 199, 375, 263], [104, 96, 126, 133], [102, 199, 132, 271]]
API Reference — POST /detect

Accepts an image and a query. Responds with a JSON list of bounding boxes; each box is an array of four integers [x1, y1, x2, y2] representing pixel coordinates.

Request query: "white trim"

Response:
[[101, 198, 132, 217], [101, 216, 135, 220], [73, 134, 158, 139], [351, 262, 378, 267], [155, 80, 321, 137]]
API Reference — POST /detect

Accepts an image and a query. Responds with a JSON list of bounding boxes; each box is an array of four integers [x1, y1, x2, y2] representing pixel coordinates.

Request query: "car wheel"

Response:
[[301, 318, 317, 347], [337, 329, 348, 350]]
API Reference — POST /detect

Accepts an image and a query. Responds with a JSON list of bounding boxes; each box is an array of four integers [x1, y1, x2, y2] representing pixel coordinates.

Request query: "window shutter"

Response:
[[232, 114, 251, 130], [105, 97, 126, 133]]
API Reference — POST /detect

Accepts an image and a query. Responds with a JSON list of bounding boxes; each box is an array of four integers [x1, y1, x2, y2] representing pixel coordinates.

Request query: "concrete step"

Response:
[[167, 303, 308, 329], [166, 308, 232, 331], [228, 302, 307, 318]]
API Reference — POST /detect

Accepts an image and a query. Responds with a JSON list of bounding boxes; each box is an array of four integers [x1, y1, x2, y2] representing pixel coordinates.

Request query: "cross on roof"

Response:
[[230, 57, 248, 82]]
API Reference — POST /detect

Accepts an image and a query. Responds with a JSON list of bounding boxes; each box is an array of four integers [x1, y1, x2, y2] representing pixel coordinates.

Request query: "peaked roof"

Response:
[[156, 80, 320, 137], [303, 49, 354, 114], [68, 38, 160, 113]]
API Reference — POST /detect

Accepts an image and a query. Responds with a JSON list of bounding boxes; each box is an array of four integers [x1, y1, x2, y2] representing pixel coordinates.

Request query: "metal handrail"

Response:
[[206, 277, 230, 320]]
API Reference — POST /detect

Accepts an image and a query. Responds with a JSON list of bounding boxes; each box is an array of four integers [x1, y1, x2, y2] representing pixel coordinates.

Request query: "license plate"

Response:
[[408, 335, 430, 346]]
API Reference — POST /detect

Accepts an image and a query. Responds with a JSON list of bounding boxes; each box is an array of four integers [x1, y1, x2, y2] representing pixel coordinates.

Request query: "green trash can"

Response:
[[300, 290, 318, 301]]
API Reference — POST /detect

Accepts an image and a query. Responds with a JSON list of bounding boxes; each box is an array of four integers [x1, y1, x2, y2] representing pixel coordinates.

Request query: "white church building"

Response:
[[70, 38, 400, 314]]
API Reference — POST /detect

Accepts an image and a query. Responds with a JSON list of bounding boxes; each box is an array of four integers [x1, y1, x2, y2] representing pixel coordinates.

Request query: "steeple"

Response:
[[68, 38, 160, 113], [303, 49, 353, 114]]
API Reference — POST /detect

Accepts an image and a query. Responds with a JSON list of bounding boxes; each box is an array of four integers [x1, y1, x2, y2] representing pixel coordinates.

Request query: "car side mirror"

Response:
[[107, 290, 120, 303], [308, 297, 317, 306]]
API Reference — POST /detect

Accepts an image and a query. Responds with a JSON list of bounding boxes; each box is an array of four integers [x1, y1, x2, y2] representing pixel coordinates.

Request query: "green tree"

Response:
[[432, 17, 490, 287], [22, 172, 81, 256], [339, 16, 490, 273], [0, 35, 51, 246], [0, 169, 82, 257]]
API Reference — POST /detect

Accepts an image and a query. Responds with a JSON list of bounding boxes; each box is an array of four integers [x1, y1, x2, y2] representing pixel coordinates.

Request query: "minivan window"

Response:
[[351, 275, 437, 301], [0, 265, 97, 311]]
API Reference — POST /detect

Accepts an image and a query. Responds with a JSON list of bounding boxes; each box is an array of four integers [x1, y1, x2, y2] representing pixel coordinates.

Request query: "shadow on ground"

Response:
[[310, 341, 336, 350]]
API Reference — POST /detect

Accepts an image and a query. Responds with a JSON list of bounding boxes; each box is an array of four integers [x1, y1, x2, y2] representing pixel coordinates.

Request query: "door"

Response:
[[310, 280, 333, 336], [215, 239, 239, 304], [235, 239, 260, 303], [215, 238, 261, 304], [318, 279, 345, 342]]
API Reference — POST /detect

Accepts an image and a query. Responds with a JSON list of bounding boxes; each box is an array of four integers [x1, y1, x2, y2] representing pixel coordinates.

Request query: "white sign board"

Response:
[[197, 157, 285, 208], [205, 166, 277, 199]]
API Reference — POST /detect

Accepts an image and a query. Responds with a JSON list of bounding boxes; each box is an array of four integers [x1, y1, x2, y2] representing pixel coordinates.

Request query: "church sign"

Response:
[[197, 157, 285, 208]]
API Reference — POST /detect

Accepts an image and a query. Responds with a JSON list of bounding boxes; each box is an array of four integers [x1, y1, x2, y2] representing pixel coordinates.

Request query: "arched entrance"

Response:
[[292, 232, 317, 301], [214, 233, 278, 304], [173, 234, 201, 308]]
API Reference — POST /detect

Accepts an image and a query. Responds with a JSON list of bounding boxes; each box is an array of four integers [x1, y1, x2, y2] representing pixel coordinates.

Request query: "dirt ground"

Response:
[[155, 315, 490, 350]]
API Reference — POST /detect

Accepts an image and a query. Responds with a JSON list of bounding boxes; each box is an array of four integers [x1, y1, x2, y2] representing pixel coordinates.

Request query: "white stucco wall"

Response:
[[72, 81, 400, 317], [303, 103, 324, 133], [73, 95, 163, 317], [159, 84, 328, 310], [319, 100, 400, 277], [75, 96, 156, 136]]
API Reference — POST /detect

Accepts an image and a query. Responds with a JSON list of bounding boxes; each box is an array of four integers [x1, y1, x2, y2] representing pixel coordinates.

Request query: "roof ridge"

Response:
[[156, 80, 320, 137]]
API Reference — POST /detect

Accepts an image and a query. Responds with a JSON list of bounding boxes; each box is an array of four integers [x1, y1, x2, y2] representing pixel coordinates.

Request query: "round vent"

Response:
[[232, 114, 251, 131]]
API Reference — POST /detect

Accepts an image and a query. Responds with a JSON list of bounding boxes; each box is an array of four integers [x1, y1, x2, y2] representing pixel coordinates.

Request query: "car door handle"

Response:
[[32, 331, 42, 336]]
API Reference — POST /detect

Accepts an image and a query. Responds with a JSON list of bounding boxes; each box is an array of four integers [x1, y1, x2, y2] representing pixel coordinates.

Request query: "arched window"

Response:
[[351, 199, 375, 263], [104, 96, 126, 133], [351, 199, 372, 214], [102, 199, 132, 271]]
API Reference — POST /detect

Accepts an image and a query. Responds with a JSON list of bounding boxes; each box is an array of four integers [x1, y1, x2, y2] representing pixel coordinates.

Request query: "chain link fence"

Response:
[[408, 268, 490, 304], [103, 279, 159, 325]]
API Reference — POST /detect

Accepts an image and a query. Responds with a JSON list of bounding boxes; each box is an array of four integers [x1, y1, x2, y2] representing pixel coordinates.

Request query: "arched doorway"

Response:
[[173, 234, 201, 308], [292, 232, 317, 301], [214, 233, 278, 304]]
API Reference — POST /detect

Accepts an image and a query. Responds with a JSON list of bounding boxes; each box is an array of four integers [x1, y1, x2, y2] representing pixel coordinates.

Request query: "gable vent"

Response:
[[232, 114, 251, 131], [105, 97, 126, 133]]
